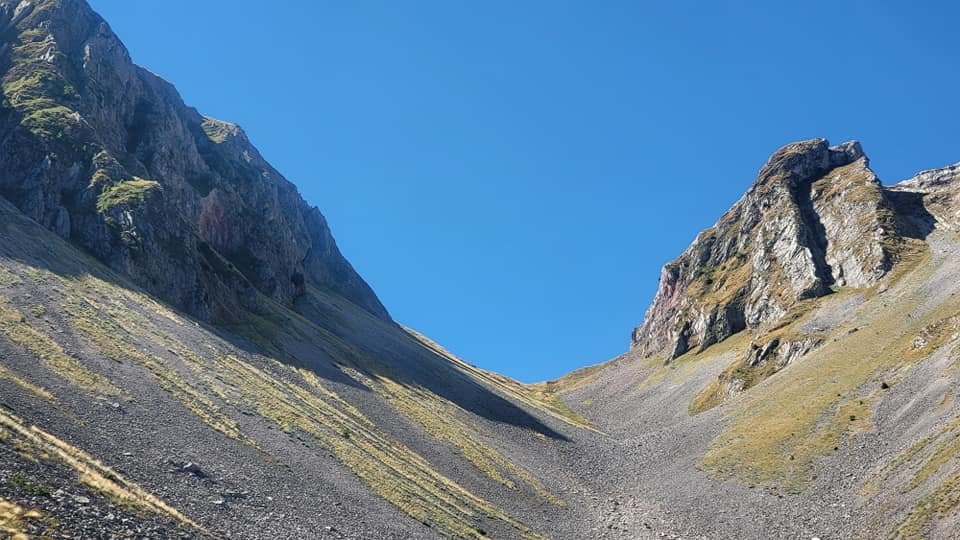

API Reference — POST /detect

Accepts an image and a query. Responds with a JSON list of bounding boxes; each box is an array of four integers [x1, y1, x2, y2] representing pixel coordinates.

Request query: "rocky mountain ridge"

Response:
[[0, 0, 387, 324], [631, 138, 921, 360]]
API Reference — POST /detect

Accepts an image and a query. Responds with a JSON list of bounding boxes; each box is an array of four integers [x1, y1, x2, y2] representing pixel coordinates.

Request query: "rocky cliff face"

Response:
[[631, 138, 909, 360], [0, 0, 388, 322]]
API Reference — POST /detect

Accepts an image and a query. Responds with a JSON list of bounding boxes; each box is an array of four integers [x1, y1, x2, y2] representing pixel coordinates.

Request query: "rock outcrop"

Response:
[[0, 0, 388, 322], [891, 162, 960, 227], [631, 138, 907, 360]]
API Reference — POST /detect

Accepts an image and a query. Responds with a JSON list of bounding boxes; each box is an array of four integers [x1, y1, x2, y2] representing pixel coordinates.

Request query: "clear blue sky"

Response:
[[90, 1, 960, 382]]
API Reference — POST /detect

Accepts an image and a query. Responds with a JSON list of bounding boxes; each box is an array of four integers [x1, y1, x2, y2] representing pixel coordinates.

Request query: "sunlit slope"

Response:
[[694, 229, 960, 538], [554, 217, 960, 538], [0, 196, 579, 539]]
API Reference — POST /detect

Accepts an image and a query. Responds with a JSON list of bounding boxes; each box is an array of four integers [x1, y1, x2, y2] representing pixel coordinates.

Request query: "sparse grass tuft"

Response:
[[9, 473, 50, 497], [0, 363, 53, 402], [0, 298, 119, 396], [0, 497, 43, 540], [0, 409, 198, 529]]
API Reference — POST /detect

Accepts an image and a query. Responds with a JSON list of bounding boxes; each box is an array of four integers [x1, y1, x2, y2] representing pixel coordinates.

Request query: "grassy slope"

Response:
[[0, 408, 197, 529], [551, 225, 960, 537], [0, 196, 576, 539]]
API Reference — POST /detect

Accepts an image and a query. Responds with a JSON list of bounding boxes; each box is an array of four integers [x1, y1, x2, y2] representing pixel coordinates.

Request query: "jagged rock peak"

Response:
[[753, 138, 865, 191], [0, 0, 390, 322], [631, 138, 903, 360]]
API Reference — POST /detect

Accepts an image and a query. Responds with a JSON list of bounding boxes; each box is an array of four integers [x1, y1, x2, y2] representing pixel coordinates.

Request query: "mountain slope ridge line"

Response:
[[1, 0, 960, 538]]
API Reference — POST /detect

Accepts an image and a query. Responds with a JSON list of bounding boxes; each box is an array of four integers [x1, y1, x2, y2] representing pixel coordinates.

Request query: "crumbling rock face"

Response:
[[632, 139, 905, 360], [0, 0, 388, 322]]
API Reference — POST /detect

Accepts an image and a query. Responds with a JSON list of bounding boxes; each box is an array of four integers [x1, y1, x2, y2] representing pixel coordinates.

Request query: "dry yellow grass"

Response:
[[0, 298, 119, 396], [0, 409, 197, 529], [701, 245, 935, 493], [0, 497, 43, 540], [0, 363, 54, 401], [202, 354, 543, 539], [344, 366, 564, 507]]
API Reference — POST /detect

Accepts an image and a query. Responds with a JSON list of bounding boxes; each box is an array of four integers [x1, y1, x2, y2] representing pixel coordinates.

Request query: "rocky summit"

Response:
[[631, 138, 914, 360], [2, 1, 960, 539]]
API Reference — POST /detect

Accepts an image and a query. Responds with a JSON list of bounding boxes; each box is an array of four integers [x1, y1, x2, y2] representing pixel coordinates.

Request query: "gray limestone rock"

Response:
[[631, 138, 905, 360]]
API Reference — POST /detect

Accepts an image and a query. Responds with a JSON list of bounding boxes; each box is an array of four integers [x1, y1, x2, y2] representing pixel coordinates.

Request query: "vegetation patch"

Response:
[[0, 268, 22, 288], [0, 364, 54, 402], [2, 67, 76, 113], [0, 298, 120, 396], [8, 473, 50, 497], [201, 117, 234, 144], [58, 275, 246, 443], [21, 105, 81, 140], [0, 409, 198, 529], [700, 245, 938, 493], [0, 497, 43, 540], [96, 178, 161, 213], [344, 365, 564, 507]]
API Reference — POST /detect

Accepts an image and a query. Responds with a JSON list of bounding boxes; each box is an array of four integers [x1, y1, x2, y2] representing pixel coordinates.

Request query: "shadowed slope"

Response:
[[0, 193, 587, 538]]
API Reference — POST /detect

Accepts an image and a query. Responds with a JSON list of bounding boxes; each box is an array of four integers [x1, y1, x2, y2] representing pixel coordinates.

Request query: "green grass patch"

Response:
[[8, 473, 50, 497], [96, 178, 161, 213], [20, 105, 77, 140]]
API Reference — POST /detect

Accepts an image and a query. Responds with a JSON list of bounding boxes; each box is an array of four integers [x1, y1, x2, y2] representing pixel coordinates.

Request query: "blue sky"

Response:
[[90, 1, 960, 382]]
